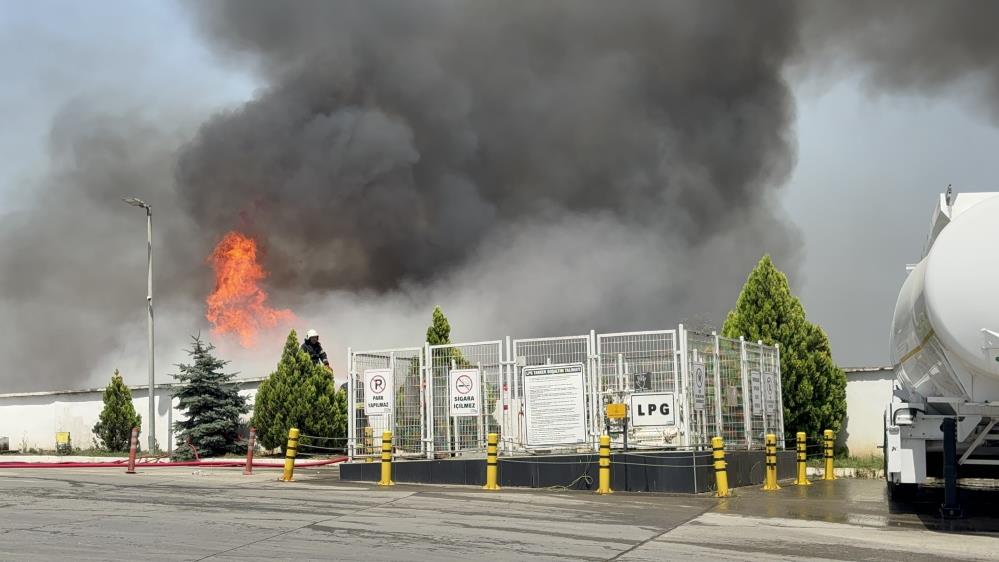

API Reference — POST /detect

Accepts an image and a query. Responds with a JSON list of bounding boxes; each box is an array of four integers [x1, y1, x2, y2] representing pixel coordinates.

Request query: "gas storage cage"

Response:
[[347, 325, 783, 460]]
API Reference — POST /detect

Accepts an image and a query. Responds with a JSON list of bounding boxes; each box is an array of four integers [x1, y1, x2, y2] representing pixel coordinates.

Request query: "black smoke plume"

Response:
[[17, 2, 998, 391]]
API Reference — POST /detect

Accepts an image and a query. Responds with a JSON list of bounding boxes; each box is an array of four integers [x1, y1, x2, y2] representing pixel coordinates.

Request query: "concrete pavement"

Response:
[[0, 466, 995, 561]]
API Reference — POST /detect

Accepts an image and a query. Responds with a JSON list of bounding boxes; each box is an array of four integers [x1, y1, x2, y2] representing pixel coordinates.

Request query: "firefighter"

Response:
[[301, 329, 331, 370]]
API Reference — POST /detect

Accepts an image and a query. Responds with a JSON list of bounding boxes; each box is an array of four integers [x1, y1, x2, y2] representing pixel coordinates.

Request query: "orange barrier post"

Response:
[[243, 427, 257, 476], [125, 427, 139, 474]]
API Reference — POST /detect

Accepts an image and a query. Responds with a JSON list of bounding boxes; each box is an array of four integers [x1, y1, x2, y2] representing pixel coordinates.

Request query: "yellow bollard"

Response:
[[795, 432, 811, 486], [823, 429, 836, 480], [483, 432, 500, 490], [712, 436, 730, 498], [378, 431, 395, 486], [364, 427, 374, 463], [762, 433, 780, 491], [281, 427, 299, 482], [596, 434, 612, 495]]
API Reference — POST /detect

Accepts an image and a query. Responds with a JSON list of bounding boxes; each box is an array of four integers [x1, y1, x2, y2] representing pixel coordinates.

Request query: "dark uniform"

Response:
[[302, 338, 330, 368]]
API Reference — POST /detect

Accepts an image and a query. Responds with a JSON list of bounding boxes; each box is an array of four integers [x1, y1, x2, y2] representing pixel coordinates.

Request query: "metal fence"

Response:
[[347, 325, 782, 460]]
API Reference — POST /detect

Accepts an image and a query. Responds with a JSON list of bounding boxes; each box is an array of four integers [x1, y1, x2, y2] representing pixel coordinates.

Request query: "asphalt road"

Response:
[[0, 466, 996, 561]]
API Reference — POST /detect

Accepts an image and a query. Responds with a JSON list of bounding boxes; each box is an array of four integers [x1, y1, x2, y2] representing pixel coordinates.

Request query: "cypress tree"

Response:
[[92, 369, 142, 452], [253, 330, 347, 451], [722, 255, 847, 439], [172, 335, 250, 458]]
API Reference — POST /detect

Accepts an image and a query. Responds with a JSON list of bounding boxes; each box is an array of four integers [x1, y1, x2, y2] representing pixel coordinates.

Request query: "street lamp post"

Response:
[[123, 197, 155, 452]]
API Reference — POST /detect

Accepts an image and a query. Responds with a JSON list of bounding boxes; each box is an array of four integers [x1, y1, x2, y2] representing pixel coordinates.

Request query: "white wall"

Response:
[[841, 367, 894, 456], [0, 379, 261, 452]]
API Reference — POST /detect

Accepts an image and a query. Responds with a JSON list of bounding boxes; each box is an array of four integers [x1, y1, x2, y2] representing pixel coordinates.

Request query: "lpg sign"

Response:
[[629, 392, 676, 427]]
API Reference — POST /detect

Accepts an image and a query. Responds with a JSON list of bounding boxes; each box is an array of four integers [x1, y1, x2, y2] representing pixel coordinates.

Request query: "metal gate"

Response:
[[597, 330, 685, 447], [509, 334, 598, 452], [347, 346, 425, 459], [427, 340, 503, 456]]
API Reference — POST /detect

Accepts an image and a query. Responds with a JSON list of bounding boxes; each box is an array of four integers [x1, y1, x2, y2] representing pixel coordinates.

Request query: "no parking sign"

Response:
[[364, 368, 394, 415], [449, 368, 481, 417]]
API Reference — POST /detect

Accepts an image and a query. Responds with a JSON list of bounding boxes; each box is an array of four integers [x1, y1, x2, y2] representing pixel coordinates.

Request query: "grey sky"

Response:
[[2, 2, 999, 393]]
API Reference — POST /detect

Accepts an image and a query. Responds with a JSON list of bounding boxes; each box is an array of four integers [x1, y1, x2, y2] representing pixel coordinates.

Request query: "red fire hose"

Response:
[[0, 457, 347, 469]]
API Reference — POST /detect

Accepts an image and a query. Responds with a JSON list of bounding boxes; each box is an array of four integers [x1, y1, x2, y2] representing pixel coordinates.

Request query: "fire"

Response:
[[206, 231, 295, 348]]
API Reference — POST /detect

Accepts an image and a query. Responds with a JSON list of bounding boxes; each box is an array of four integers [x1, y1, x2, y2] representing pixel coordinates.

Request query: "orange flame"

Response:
[[206, 231, 295, 348]]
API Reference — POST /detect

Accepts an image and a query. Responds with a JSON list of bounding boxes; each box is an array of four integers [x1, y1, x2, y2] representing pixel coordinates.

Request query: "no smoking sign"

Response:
[[449, 369, 481, 417]]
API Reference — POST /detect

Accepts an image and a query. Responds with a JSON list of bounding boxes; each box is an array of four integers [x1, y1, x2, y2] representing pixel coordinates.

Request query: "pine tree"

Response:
[[722, 255, 847, 439], [92, 369, 142, 452], [253, 330, 347, 451], [172, 335, 250, 459], [426, 306, 451, 346]]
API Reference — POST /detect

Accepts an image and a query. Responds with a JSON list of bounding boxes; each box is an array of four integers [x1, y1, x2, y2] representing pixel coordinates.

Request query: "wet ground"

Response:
[[0, 466, 996, 561]]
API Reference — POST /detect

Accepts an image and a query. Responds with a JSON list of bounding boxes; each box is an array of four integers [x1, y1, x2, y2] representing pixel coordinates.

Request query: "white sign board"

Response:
[[364, 368, 394, 415], [449, 368, 481, 417], [523, 363, 587, 447], [691, 361, 706, 411], [763, 371, 777, 415], [630, 392, 676, 427], [750, 370, 762, 413]]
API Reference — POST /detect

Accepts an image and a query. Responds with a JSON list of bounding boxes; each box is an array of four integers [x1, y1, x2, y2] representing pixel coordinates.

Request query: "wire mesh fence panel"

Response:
[[427, 341, 503, 456], [717, 337, 749, 448], [684, 330, 721, 446], [597, 331, 681, 447], [511, 335, 594, 451], [744, 340, 768, 447], [349, 347, 425, 459]]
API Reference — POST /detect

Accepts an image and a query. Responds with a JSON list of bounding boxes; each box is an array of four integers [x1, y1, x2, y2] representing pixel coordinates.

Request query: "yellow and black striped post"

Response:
[[823, 429, 836, 480], [712, 436, 730, 497], [281, 427, 299, 482], [795, 432, 811, 486], [762, 433, 780, 491], [596, 434, 612, 495], [483, 432, 500, 490], [364, 427, 374, 463], [378, 431, 395, 486]]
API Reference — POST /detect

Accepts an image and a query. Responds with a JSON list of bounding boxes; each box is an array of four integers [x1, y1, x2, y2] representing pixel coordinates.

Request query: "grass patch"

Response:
[[807, 455, 882, 470]]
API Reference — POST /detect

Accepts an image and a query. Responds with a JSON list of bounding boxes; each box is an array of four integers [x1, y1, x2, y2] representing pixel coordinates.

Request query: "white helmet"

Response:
[[306, 329, 318, 339]]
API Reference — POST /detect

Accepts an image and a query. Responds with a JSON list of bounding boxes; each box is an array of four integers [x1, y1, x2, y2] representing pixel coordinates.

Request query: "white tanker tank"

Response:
[[886, 190, 999, 501]]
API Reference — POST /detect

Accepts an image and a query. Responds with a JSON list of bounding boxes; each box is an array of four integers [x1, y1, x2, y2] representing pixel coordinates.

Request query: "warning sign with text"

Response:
[[764, 371, 777, 415], [750, 370, 762, 413], [691, 361, 706, 411], [523, 363, 587, 447], [449, 368, 481, 417], [364, 368, 394, 415]]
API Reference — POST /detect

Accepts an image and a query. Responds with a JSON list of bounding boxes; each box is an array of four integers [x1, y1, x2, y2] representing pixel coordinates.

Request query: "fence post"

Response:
[[712, 332, 724, 442], [281, 427, 299, 482], [125, 427, 139, 474], [483, 432, 500, 490], [712, 436, 730, 497], [347, 346, 355, 461], [243, 427, 256, 476], [794, 431, 810, 486], [739, 336, 752, 449], [378, 431, 395, 486], [762, 433, 780, 491], [823, 429, 836, 480], [596, 434, 612, 495]]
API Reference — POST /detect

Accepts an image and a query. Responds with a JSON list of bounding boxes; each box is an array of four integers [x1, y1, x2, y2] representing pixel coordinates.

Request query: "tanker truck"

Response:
[[885, 189, 999, 511]]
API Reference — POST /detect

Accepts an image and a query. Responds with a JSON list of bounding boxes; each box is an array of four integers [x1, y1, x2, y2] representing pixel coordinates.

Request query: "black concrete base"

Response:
[[340, 450, 796, 494]]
